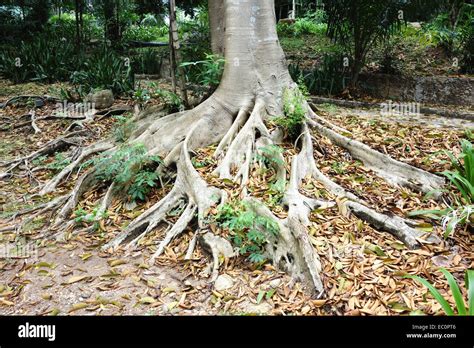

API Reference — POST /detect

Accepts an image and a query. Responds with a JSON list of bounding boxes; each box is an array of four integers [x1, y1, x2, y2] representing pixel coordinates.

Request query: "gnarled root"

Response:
[[102, 104, 233, 255], [19, 86, 444, 297], [307, 118, 445, 196]]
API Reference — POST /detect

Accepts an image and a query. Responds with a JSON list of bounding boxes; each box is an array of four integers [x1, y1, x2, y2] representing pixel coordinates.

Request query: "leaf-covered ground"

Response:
[[0, 80, 473, 316]]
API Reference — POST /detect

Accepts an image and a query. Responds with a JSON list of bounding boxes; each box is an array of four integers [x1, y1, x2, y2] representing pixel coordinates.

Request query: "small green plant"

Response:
[[128, 171, 160, 202], [153, 88, 183, 112], [443, 139, 474, 205], [181, 53, 225, 88], [215, 201, 279, 263], [255, 144, 285, 167], [74, 206, 108, 231], [46, 153, 71, 172], [31, 155, 48, 167], [123, 25, 168, 42], [409, 140, 474, 237], [409, 205, 473, 238], [139, 83, 183, 112], [405, 268, 473, 316], [90, 144, 162, 202], [274, 87, 307, 139]]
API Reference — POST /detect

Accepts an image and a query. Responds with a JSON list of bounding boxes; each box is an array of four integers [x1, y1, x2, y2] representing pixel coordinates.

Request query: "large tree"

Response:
[[18, 0, 444, 295]]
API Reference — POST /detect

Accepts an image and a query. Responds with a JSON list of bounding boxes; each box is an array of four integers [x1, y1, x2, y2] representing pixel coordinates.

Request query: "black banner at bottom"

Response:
[[0, 316, 472, 347]]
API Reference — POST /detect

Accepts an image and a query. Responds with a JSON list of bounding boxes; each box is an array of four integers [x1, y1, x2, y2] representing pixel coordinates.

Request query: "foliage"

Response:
[[46, 153, 71, 172], [0, 36, 133, 94], [423, 13, 459, 54], [443, 139, 474, 205], [325, 0, 407, 85], [274, 87, 307, 139], [405, 268, 473, 316], [123, 24, 168, 42], [70, 48, 134, 96], [131, 48, 165, 75], [277, 9, 327, 37], [414, 1, 472, 69], [215, 201, 279, 263], [181, 53, 225, 88], [179, 5, 211, 64], [48, 12, 103, 42], [73, 206, 108, 231], [89, 144, 162, 202], [255, 145, 285, 168], [0, 32, 78, 83], [409, 139, 474, 237], [133, 83, 183, 112], [289, 52, 349, 96]]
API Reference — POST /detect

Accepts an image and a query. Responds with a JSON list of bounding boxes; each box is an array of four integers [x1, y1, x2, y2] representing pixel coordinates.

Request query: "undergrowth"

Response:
[[215, 201, 279, 264]]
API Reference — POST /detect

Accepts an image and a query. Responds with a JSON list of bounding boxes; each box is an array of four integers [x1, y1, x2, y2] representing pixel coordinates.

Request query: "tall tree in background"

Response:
[[102, 0, 120, 42], [325, 0, 406, 87], [35, 0, 444, 295]]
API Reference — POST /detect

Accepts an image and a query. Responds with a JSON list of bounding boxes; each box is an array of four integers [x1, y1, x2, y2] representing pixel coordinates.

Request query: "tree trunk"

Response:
[[103, 0, 119, 43], [208, 0, 225, 56], [32, 0, 445, 297]]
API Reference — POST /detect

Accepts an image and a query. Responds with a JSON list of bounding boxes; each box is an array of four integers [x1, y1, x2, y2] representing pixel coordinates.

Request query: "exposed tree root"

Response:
[[10, 84, 446, 297], [308, 119, 445, 196], [0, 130, 87, 179], [39, 142, 115, 196]]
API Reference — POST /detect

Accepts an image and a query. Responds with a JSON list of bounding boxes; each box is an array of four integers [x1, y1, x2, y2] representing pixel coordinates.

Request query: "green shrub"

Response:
[[71, 48, 134, 96], [255, 144, 285, 168], [274, 87, 307, 139], [179, 6, 211, 64], [294, 19, 327, 36], [405, 268, 473, 316], [289, 53, 349, 96], [133, 83, 183, 112], [131, 48, 164, 75], [409, 140, 474, 237], [0, 33, 79, 83], [215, 201, 279, 264], [123, 25, 168, 42], [277, 22, 295, 37], [459, 17, 474, 74], [89, 144, 162, 202], [113, 115, 136, 143], [443, 140, 474, 205], [46, 153, 71, 172], [181, 53, 225, 88], [48, 13, 103, 41]]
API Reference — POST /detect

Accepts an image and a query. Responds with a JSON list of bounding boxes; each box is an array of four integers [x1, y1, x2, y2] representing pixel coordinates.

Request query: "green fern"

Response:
[[274, 87, 307, 139], [90, 144, 162, 202], [215, 201, 279, 263]]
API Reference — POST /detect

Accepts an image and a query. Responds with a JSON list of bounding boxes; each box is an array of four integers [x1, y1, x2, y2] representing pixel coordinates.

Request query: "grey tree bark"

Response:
[[6, 0, 444, 297], [208, 0, 225, 56]]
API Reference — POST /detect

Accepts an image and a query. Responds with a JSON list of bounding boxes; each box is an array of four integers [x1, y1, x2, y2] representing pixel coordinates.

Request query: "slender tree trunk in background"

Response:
[[79, 0, 84, 42], [103, 0, 119, 43], [74, 0, 81, 48], [39, 0, 444, 297], [168, 0, 189, 106], [169, 29, 177, 93]]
